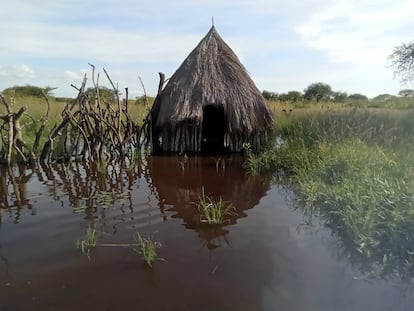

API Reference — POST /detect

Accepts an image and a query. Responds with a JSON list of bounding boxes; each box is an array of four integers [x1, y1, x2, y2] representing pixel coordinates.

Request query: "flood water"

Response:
[[0, 155, 413, 311]]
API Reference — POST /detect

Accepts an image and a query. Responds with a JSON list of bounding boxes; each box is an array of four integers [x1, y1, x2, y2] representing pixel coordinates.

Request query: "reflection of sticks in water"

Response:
[[0, 165, 34, 224], [0, 247, 10, 277], [178, 154, 188, 175], [39, 160, 140, 208], [214, 157, 226, 175], [0, 167, 8, 209], [8, 167, 21, 205]]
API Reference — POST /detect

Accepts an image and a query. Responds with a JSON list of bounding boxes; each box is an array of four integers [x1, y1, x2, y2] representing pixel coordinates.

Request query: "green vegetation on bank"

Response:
[[246, 108, 414, 281]]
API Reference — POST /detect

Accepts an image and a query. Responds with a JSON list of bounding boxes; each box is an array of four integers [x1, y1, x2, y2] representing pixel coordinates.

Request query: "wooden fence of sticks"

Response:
[[0, 65, 150, 166]]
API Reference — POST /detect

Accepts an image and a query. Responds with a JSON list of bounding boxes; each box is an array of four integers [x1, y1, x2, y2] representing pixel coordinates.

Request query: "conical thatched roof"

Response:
[[151, 26, 274, 134]]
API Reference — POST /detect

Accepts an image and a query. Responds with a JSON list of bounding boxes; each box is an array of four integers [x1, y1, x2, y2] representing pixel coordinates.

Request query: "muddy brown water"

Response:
[[0, 155, 413, 311]]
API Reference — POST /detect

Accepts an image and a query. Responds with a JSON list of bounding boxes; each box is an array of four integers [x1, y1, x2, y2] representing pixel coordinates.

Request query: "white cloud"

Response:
[[0, 64, 36, 79], [63, 69, 91, 83], [296, 0, 414, 66], [0, 22, 200, 65]]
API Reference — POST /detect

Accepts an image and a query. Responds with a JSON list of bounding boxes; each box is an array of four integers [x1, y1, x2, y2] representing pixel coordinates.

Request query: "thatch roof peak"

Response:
[[151, 26, 273, 135]]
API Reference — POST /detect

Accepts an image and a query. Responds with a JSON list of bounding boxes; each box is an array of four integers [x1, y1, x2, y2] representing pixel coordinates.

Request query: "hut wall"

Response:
[[159, 124, 202, 153], [157, 125, 269, 154]]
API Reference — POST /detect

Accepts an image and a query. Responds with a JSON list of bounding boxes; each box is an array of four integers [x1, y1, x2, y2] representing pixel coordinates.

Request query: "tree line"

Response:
[[262, 82, 414, 104], [263, 40, 414, 104], [2, 84, 154, 105]]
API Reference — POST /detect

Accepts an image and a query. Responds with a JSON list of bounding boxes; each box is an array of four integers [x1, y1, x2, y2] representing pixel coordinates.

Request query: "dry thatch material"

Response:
[[150, 26, 274, 153]]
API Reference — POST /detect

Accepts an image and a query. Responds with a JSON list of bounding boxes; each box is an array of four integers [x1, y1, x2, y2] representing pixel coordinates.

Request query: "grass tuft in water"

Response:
[[195, 188, 236, 225], [76, 226, 163, 267], [76, 225, 97, 259], [134, 233, 163, 267]]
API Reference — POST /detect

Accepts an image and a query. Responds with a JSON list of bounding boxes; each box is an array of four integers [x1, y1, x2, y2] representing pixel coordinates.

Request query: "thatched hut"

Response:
[[149, 26, 274, 154]]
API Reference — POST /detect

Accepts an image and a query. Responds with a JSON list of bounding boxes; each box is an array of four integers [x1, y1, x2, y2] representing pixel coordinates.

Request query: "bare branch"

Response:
[[33, 92, 51, 152], [0, 93, 12, 115]]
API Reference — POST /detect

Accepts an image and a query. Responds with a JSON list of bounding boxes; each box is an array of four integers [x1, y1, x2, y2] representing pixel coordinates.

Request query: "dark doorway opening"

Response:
[[201, 105, 227, 154]]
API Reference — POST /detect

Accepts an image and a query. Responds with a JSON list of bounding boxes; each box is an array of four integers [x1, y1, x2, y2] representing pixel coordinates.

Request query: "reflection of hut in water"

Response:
[[146, 155, 271, 248], [149, 26, 274, 154]]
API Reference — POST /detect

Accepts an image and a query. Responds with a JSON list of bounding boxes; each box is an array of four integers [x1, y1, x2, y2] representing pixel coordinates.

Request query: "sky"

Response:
[[1, 0, 413, 99]]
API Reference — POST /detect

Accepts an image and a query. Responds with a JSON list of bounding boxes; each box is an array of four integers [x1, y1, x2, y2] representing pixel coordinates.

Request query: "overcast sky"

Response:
[[1, 0, 413, 98]]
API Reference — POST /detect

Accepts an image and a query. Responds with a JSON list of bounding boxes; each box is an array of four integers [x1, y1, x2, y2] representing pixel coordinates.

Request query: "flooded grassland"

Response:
[[1, 153, 414, 311]]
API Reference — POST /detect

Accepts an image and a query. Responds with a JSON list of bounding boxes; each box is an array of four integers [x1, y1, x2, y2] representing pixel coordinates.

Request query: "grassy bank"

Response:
[[247, 108, 414, 280]]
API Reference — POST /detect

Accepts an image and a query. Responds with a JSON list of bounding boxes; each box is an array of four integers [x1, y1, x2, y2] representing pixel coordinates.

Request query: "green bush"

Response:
[[3, 85, 55, 97]]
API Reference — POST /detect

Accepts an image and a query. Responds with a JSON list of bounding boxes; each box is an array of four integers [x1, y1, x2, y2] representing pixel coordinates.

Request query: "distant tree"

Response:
[[389, 41, 414, 86], [262, 90, 278, 100], [278, 91, 302, 102], [332, 91, 348, 103], [303, 82, 333, 102], [43, 86, 57, 96], [370, 94, 399, 108], [2, 85, 56, 97], [286, 91, 302, 102], [348, 93, 368, 101], [278, 93, 289, 102], [398, 89, 414, 97], [372, 94, 397, 102], [85, 86, 117, 103]]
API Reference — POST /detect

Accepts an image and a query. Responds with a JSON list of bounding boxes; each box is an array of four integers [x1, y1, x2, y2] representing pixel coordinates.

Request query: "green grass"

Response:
[[246, 108, 414, 280], [194, 188, 236, 225], [134, 233, 163, 267], [76, 225, 163, 267], [76, 225, 97, 259]]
